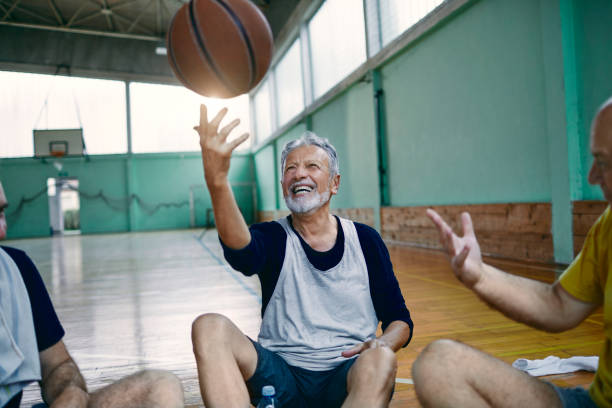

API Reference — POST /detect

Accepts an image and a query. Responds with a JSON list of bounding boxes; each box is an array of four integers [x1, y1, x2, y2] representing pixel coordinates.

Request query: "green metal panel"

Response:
[[382, 0, 551, 206], [576, 0, 612, 200], [0, 152, 255, 238], [541, 0, 573, 264], [310, 81, 380, 227], [275, 124, 308, 211], [560, 0, 584, 202], [254, 145, 277, 211]]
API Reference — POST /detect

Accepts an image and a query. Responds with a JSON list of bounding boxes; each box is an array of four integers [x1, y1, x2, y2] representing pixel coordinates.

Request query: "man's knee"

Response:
[[354, 346, 398, 385], [90, 369, 183, 408], [192, 313, 233, 345], [413, 339, 463, 382]]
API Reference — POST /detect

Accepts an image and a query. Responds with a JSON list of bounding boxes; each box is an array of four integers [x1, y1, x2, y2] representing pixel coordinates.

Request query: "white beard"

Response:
[[285, 189, 331, 214]]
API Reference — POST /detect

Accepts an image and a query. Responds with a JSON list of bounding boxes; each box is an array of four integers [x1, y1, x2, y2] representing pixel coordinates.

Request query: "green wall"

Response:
[[382, 0, 551, 206], [250, 0, 612, 263], [310, 81, 379, 217], [0, 153, 254, 239], [576, 0, 612, 200], [253, 80, 380, 227]]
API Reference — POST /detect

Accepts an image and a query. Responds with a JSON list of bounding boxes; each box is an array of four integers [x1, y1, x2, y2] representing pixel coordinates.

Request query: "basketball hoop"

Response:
[[49, 141, 68, 158]]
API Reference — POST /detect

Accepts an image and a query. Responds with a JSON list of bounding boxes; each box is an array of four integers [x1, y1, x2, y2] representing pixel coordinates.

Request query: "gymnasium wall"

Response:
[[575, 0, 612, 201], [0, 153, 254, 239], [382, 0, 551, 206], [253, 80, 380, 228], [252, 0, 612, 264]]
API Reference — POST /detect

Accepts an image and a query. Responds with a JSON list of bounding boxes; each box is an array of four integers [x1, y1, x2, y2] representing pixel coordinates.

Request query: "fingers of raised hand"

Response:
[[461, 212, 475, 237], [219, 119, 241, 142], [228, 133, 249, 151], [199, 104, 208, 130], [452, 244, 470, 270], [209, 107, 228, 133]]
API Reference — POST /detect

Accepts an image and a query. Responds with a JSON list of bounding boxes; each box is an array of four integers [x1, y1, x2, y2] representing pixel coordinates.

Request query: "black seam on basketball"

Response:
[[189, 0, 238, 95], [168, 15, 199, 93], [214, 0, 256, 89]]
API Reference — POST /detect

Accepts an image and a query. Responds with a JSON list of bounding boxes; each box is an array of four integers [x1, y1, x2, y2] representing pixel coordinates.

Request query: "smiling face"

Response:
[[281, 144, 340, 215], [588, 102, 612, 204]]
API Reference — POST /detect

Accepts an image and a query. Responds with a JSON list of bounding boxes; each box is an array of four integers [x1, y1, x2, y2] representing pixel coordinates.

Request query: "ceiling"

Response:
[[0, 0, 301, 83], [0, 0, 297, 41]]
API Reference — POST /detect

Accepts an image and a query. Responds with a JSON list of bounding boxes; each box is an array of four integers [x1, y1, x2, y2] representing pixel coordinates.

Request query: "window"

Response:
[[0, 71, 126, 157], [252, 78, 273, 144], [308, 0, 367, 98], [274, 39, 305, 127], [130, 82, 251, 153], [379, 0, 444, 46]]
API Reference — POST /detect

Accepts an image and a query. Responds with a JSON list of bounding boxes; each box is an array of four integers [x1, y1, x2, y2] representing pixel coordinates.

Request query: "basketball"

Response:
[[167, 0, 273, 98]]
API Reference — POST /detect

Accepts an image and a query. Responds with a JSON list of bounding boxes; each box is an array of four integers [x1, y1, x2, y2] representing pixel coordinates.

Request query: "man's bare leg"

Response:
[[412, 339, 562, 408], [343, 346, 398, 408], [88, 369, 183, 408], [191, 313, 258, 408]]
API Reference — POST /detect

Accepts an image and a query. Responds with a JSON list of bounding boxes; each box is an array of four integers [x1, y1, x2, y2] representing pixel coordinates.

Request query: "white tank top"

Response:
[[258, 217, 378, 371]]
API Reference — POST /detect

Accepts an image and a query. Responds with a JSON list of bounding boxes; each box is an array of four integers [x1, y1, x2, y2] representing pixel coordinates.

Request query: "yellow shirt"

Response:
[[560, 206, 612, 407]]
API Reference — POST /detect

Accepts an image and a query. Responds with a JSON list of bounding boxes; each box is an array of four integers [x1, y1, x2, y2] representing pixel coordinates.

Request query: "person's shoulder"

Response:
[[353, 222, 383, 241], [1, 245, 31, 264], [589, 206, 612, 241], [250, 220, 287, 237]]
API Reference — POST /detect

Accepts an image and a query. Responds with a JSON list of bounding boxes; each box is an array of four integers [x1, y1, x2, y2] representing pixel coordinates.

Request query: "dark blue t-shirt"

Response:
[[2, 246, 65, 408], [221, 216, 413, 343]]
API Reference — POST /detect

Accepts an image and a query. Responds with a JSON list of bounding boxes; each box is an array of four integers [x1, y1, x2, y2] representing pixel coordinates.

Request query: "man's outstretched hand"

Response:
[[194, 104, 249, 188], [425, 209, 485, 289]]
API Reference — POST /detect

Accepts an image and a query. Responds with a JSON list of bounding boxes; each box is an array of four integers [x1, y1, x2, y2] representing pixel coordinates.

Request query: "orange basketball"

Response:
[[167, 0, 273, 98]]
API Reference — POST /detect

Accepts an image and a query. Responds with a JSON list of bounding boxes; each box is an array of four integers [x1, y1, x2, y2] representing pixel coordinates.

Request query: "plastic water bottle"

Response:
[[256, 385, 276, 408]]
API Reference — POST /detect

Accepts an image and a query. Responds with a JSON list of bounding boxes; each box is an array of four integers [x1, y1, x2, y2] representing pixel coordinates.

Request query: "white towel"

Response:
[[512, 356, 599, 376]]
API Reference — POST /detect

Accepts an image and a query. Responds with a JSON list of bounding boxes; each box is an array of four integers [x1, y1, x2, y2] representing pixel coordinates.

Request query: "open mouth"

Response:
[[291, 183, 316, 195]]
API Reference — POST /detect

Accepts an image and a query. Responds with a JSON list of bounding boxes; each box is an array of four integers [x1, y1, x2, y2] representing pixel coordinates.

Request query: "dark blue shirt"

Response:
[[221, 216, 413, 344], [2, 246, 65, 408]]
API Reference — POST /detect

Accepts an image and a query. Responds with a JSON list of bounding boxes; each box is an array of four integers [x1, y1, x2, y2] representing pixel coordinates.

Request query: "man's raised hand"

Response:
[[425, 209, 484, 289], [195, 104, 249, 188]]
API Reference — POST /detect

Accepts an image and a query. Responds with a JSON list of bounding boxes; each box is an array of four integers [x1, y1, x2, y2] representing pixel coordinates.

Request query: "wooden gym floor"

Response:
[[7, 229, 602, 407]]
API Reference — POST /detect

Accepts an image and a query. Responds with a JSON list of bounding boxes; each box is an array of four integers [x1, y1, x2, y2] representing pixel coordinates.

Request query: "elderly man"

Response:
[[191, 105, 413, 408], [412, 97, 612, 407], [0, 181, 184, 408]]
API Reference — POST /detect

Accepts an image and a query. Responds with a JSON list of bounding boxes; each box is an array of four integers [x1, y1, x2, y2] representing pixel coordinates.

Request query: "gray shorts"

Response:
[[245, 339, 357, 408], [551, 385, 597, 408]]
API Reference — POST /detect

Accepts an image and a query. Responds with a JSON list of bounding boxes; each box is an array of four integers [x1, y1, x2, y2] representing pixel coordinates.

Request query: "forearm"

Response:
[[378, 321, 411, 352], [207, 179, 251, 249], [42, 358, 89, 408], [472, 263, 566, 331]]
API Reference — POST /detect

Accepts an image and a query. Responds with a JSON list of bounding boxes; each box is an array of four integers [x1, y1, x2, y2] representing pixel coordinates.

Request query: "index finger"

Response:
[[199, 104, 208, 130], [426, 209, 453, 236]]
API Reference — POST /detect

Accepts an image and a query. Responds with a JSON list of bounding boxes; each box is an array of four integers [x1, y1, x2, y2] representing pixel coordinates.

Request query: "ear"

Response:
[[330, 174, 340, 195]]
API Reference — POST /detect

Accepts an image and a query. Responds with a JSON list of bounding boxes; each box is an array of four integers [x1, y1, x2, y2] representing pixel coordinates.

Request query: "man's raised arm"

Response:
[[426, 209, 598, 332], [195, 104, 251, 249]]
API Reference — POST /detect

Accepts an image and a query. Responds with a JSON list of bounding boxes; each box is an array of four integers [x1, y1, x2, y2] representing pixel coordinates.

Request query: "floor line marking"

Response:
[[193, 234, 262, 304], [395, 378, 413, 384]]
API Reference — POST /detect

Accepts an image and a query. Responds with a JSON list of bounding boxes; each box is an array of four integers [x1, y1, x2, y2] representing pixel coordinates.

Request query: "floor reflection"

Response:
[[5, 229, 262, 406]]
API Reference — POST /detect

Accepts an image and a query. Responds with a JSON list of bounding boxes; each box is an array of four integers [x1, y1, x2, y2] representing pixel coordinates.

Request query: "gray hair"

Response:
[[280, 131, 340, 178]]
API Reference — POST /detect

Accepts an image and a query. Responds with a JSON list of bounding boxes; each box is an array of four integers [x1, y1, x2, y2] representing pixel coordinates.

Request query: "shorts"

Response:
[[551, 384, 597, 408], [245, 339, 357, 408]]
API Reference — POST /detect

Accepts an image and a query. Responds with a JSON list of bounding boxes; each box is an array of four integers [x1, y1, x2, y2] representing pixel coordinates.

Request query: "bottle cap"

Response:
[[262, 385, 275, 397]]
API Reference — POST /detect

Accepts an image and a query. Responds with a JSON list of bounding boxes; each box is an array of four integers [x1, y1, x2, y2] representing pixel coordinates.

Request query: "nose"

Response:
[[294, 164, 308, 179], [588, 161, 600, 185]]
